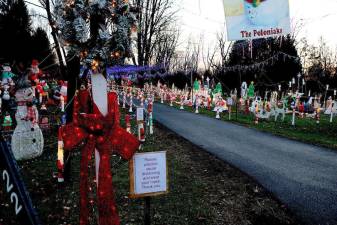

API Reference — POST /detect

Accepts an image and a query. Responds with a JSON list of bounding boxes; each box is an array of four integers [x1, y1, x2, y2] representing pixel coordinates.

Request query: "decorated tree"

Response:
[[54, 0, 138, 68], [53, 2, 140, 225], [54, 0, 138, 182]]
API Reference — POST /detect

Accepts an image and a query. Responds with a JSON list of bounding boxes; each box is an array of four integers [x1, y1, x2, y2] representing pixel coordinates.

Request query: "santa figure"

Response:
[[29, 60, 43, 84], [35, 80, 45, 103], [213, 96, 228, 113]]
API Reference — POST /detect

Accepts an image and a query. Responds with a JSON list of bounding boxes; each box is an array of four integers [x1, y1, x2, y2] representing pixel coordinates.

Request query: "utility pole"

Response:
[[191, 69, 193, 104]]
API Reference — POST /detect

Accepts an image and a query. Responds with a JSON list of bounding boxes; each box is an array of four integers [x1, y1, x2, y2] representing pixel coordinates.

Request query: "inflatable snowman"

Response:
[[11, 76, 44, 161]]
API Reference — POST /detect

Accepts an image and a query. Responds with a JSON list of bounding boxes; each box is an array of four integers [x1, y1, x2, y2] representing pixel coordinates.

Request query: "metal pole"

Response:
[[191, 70, 193, 105], [144, 197, 151, 225]]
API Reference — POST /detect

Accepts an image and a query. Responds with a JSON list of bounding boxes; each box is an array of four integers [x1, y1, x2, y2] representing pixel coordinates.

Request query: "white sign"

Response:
[[136, 107, 144, 121], [130, 152, 167, 196], [223, 0, 291, 41], [227, 97, 233, 106]]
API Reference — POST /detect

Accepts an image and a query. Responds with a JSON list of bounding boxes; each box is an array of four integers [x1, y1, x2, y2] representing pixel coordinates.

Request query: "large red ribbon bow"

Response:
[[61, 91, 139, 225]]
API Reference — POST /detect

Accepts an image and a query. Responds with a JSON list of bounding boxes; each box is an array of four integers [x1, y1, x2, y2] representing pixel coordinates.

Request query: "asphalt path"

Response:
[[151, 103, 337, 225]]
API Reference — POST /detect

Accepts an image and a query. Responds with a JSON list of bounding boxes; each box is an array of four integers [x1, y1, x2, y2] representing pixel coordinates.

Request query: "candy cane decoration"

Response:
[[129, 94, 133, 113], [60, 95, 65, 112], [254, 104, 259, 125], [57, 127, 64, 183], [125, 114, 131, 134], [138, 122, 145, 142], [122, 92, 126, 109], [148, 102, 153, 135]]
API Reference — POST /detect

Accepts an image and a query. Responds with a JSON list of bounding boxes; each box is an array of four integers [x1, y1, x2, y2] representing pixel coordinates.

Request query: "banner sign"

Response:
[[0, 139, 42, 225], [129, 152, 168, 198], [223, 0, 291, 41]]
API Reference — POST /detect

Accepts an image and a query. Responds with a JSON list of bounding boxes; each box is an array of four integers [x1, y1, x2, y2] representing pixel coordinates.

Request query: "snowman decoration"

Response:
[[241, 81, 247, 99], [244, 0, 288, 26], [11, 76, 44, 161]]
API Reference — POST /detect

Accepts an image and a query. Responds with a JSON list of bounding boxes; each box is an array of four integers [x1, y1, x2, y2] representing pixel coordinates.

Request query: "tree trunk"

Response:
[[45, 0, 66, 76], [63, 54, 80, 182]]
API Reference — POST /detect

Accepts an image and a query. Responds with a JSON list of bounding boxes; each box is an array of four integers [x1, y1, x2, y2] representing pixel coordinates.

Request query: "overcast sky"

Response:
[[28, 0, 337, 50]]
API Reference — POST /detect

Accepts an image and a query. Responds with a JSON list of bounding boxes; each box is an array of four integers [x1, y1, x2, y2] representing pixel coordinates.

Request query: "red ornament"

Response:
[[61, 92, 140, 225]]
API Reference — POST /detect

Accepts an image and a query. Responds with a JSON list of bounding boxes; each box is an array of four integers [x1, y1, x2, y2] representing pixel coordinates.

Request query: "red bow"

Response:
[[61, 92, 139, 225]]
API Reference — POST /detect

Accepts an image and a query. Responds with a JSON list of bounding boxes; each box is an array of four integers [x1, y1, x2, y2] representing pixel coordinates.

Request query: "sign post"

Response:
[[129, 151, 168, 225], [0, 138, 42, 225]]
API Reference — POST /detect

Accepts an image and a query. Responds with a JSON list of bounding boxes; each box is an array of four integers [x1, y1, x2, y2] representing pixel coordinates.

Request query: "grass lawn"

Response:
[[0, 108, 300, 225], [166, 102, 337, 150]]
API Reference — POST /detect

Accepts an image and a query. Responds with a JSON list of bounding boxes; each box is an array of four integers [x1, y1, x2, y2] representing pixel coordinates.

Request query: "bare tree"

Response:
[[152, 26, 180, 70], [206, 33, 232, 74], [37, 0, 66, 75], [177, 36, 202, 73], [132, 0, 178, 66]]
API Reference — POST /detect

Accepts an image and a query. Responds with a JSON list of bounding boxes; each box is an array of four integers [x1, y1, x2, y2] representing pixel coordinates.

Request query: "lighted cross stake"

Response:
[[61, 74, 140, 225]]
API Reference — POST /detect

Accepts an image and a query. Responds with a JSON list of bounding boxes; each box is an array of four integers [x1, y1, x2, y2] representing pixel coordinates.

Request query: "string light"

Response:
[[91, 59, 99, 70], [131, 24, 137, 33]]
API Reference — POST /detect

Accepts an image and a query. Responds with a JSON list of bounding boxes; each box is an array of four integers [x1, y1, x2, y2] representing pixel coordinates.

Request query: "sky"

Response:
[[177, 0, 337, 49], [28, 0, 337, 50]]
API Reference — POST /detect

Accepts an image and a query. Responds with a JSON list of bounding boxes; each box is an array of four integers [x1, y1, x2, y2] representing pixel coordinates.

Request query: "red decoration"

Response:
[[29, 59, 43, 82], [61, 91, 140, 225], [125, 114, 130, 125], [147, 103, 153, 113]]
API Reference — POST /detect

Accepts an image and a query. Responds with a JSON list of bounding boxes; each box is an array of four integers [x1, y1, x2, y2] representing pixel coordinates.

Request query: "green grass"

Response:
[[0, 107, 300, 225], [166, 102, 337, 150], [0, 110, 216, 225], [117, 109, 216, 225]]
